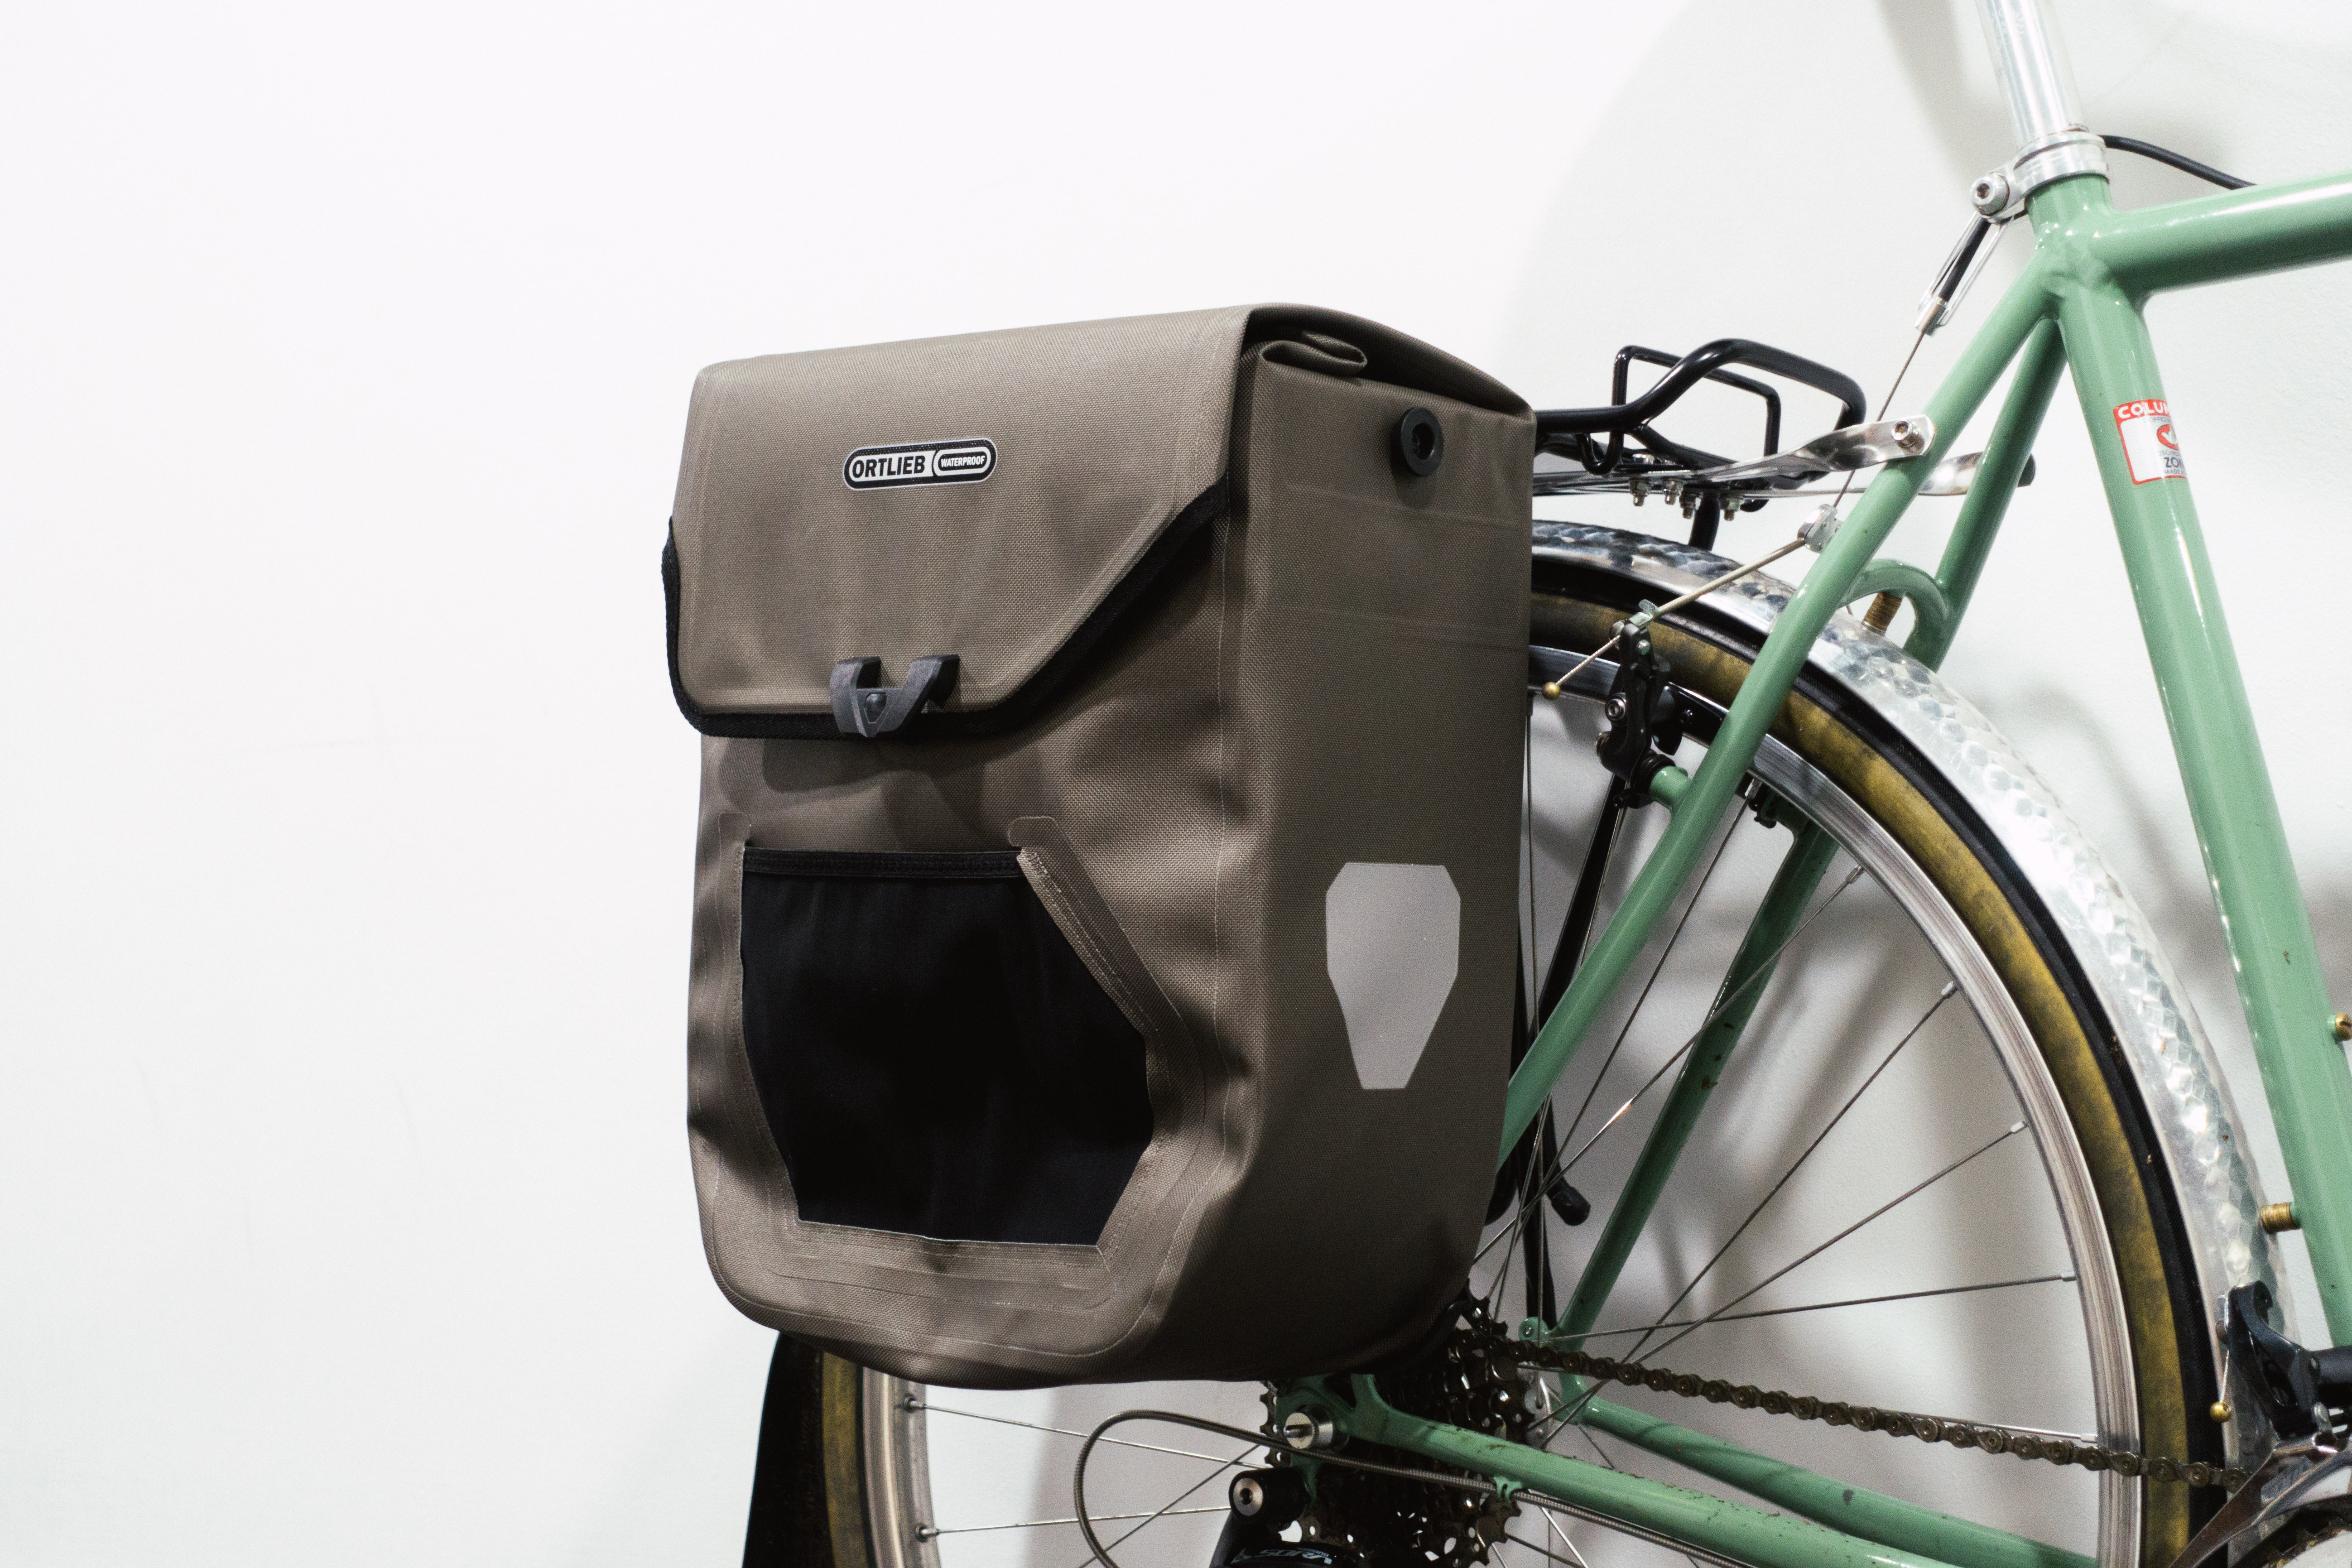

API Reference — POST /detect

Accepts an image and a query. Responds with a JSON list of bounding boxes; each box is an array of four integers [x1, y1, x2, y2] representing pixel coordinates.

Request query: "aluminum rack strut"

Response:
[[1534, 418, 1934, 498]]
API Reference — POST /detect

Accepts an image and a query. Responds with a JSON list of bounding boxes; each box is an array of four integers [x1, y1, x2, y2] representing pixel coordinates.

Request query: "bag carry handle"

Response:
[[829, 654, 959, 737]]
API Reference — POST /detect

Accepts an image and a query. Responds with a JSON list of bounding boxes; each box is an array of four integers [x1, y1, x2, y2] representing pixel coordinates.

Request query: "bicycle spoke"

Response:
[[1544, 1507, 1594, 1568], [1493, 721, 1651, 1315], [1575, 1429, 1707, 1568], [1507, 1529, 1589, 1568], [1061, 1444, 1256, 1568], [1537, 779, 1631, 1030], [1616, 981, 1960, 1359], [1491, 1103, 1579, 1318], [1472, 856, 1859, 1284], [1552, 1272, 2079, 1341], [1495, 771, 1642, 1305], [1555, 866, 1864, 1176], [1520, 1499, 1752, 1568], [1640, 1119, 2030, 1364], [1524, 1109, 1563, 1323], [1556, 814, 1744, 1151], [928, 1505, 1227, 1537], [1488, 1105, 1549, 1313], [1542, 1120, 2030, 1436], [919, 1400, 1240, 1465], [1558, 1038, 1700, 1175]]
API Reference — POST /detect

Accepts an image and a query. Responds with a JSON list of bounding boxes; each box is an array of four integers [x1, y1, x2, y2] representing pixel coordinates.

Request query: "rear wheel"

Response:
[[743, 530, 2230, 1568]]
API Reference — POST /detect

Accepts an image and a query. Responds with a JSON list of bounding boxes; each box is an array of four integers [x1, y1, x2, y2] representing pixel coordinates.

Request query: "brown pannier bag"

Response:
[[664, 305, 1534, 1387]]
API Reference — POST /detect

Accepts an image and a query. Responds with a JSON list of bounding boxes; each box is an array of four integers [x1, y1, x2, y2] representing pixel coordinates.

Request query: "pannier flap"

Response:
[[665, 304, 1528, 738]]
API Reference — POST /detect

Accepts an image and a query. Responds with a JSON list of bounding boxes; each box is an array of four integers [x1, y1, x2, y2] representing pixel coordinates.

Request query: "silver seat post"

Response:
[[1974, 0, 2109, 210]]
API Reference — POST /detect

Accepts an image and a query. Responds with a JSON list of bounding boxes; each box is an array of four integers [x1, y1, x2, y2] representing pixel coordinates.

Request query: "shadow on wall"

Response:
[[1501, 0, 2352, 1095], [1496, 0, 2352, 408], [1877, 0, 2352, 201], [2005, 680, 2352, 1074], [1490, 0, 2010, 412], [1876, 0, 2014, 187]]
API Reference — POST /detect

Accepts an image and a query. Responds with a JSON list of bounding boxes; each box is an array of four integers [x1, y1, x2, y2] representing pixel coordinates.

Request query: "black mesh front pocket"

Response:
[[738, 847, 1151, 1245]]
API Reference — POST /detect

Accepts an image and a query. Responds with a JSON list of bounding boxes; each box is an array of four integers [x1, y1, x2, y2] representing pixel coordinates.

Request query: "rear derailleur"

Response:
[[1214, 1304, 1532, 1568]]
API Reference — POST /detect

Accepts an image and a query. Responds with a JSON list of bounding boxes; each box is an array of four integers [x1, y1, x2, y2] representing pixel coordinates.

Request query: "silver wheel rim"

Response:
[[856, 635, 2145, 1568]]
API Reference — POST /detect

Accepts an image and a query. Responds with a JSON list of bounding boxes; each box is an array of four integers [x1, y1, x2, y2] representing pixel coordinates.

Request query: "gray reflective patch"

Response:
[[1324, 863, 1460, 1090]]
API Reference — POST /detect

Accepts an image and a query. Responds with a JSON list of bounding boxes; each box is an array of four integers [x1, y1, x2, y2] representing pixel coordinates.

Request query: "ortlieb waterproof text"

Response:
[[665, 305, 1534, 1386]]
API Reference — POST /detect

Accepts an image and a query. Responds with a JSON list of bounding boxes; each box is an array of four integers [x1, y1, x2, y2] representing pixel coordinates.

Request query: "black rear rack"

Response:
[[1534, 338, 1867, 549]]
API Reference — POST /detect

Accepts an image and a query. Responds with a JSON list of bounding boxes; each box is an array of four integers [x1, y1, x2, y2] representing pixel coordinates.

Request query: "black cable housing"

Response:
[[2100, 135, 2252, 191]]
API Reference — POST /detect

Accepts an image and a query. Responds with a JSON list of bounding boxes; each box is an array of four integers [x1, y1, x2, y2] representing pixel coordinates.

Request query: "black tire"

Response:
[[743, 1335, 872, 1568]]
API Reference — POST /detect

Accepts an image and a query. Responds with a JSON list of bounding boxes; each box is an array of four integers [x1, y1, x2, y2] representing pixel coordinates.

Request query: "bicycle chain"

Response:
[[1505, 1330, 2248, 1491]]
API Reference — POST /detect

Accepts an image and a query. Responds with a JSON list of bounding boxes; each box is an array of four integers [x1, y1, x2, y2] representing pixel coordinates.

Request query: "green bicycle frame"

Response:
[[1303, 166, 2352, 1568], [1502, 167, 2352, 1334]]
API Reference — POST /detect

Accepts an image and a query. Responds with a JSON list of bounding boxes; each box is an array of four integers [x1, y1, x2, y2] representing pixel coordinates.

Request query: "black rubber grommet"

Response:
[[1394, 406, 1443, 476]]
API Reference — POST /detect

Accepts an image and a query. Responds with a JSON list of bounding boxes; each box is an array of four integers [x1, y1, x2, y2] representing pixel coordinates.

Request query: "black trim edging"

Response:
[[743, 848, 1023, 880], [664, 477, 1228, 741]]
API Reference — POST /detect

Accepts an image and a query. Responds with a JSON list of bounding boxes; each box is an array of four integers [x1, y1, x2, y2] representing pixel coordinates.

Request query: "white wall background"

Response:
[[4, 2, 2349, 1562]]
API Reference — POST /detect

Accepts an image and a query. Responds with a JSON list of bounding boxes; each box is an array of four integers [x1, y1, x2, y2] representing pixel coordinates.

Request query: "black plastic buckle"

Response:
[[829, 655, 959, 738]]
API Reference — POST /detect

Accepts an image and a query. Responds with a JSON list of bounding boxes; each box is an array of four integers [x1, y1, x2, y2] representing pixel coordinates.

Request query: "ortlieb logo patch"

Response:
[[843, 438, 997, 490]]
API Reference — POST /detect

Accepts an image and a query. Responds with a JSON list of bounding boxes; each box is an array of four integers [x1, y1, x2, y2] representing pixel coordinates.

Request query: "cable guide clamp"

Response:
[[1971, 129, 2111, 220]]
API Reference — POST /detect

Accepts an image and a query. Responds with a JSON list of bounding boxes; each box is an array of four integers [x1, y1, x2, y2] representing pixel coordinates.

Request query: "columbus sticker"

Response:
[[2113, 399, 2185, 485]]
